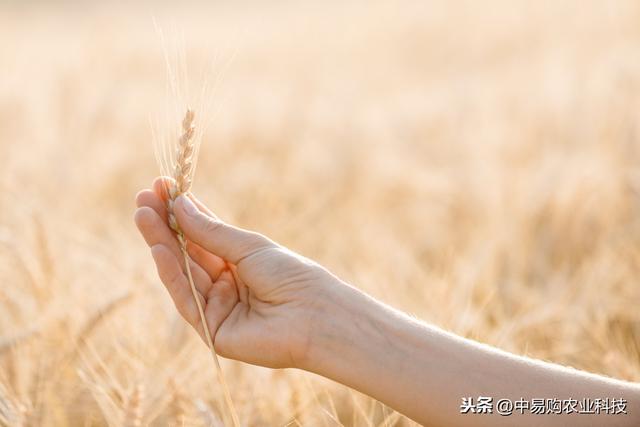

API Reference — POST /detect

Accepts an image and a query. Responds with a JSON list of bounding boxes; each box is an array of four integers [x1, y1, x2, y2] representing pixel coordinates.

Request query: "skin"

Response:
[[135, 177, 640, 427]]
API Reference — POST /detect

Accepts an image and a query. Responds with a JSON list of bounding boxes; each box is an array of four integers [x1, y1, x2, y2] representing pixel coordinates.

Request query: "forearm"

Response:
[[302, 282, 640, 426]]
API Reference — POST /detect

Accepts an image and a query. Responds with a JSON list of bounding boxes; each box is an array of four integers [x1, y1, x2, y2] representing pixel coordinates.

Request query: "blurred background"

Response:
[[1, 0, 639, 425]]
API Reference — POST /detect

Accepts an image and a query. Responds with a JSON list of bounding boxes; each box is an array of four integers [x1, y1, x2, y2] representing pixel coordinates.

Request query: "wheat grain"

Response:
[[162, 109, 240, 427], [168, 379, 188, 427], [122, 383, 144, 427]]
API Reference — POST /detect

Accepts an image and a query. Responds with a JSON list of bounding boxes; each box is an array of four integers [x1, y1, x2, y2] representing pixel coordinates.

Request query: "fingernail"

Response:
[[178, 194, 198, 217]]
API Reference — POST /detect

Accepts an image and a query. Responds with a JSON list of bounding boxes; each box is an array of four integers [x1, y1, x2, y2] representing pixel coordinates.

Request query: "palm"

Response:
[[201, 246, 324, 368], [135, 177, 325, 369]]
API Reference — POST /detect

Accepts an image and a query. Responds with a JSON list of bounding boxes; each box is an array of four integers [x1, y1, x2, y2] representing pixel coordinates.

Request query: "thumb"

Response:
[[174, 194, 275, 265]]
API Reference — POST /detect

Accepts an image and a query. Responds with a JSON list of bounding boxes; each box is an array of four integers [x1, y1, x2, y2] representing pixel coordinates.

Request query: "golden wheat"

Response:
[[122, 383, 144, 427], [162, 109, 240, 427]]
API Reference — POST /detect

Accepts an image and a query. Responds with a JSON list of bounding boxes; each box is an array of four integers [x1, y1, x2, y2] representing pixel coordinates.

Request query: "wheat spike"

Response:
[[122, 383, 144, 427], [168, 379, 188, 427], [164, 109, 240, 427]]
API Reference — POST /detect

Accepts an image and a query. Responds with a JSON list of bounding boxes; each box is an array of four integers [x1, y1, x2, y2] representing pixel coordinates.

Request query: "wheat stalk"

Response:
[[163, 109, 241, 427]]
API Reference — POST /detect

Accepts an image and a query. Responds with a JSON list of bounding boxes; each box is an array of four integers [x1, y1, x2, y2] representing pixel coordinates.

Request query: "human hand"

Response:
[[134, 178, 341, 369]]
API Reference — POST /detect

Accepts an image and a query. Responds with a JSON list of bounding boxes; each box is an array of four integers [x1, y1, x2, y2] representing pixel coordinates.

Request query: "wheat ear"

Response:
[[166, 109, 241, 427], [122, 383, 144, 427]]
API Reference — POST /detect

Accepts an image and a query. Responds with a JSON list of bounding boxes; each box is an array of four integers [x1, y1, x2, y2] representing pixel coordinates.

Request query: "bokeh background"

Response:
[[1, 0, 639, 425]]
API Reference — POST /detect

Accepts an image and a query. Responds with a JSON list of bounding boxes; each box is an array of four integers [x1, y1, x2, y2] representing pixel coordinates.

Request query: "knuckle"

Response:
[[202, 217, 223, 235], [166, 267, 184, 290], [242, 232, 273, 254]]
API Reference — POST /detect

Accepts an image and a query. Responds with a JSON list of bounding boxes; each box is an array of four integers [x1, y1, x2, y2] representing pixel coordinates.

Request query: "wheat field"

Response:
[[0, 0, 639, 425]]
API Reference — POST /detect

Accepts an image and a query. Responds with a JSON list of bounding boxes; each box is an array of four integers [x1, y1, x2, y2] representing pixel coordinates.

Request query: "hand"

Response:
[[134, 177, 339, 369]]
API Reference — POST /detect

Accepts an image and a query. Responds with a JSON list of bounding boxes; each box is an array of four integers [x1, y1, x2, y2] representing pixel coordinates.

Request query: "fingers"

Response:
[[204, 269, 239, 346], [134, 206, 213, 296], [137, 181, 227, 281], [139, 180, 241, 347], [186, 192, 218, 219], [187, 241, 226, 282], [135, 189, 167, 222], [174, 195, 276, 265], [150, 244, 201, 327], [152, 176, 172, 203], [152, 176, 218, 219], [229, 263, 249, 304], [151, 244, 238, 348], [134, 206, 180, 254]]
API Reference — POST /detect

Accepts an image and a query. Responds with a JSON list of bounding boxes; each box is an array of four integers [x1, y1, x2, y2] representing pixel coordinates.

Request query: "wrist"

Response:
[[296, 278, 379, 373], [294, 278, 435, 425]]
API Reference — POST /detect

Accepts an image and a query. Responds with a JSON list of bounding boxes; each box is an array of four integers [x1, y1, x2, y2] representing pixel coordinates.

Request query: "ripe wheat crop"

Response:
[[0, 1, 639, 425]]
